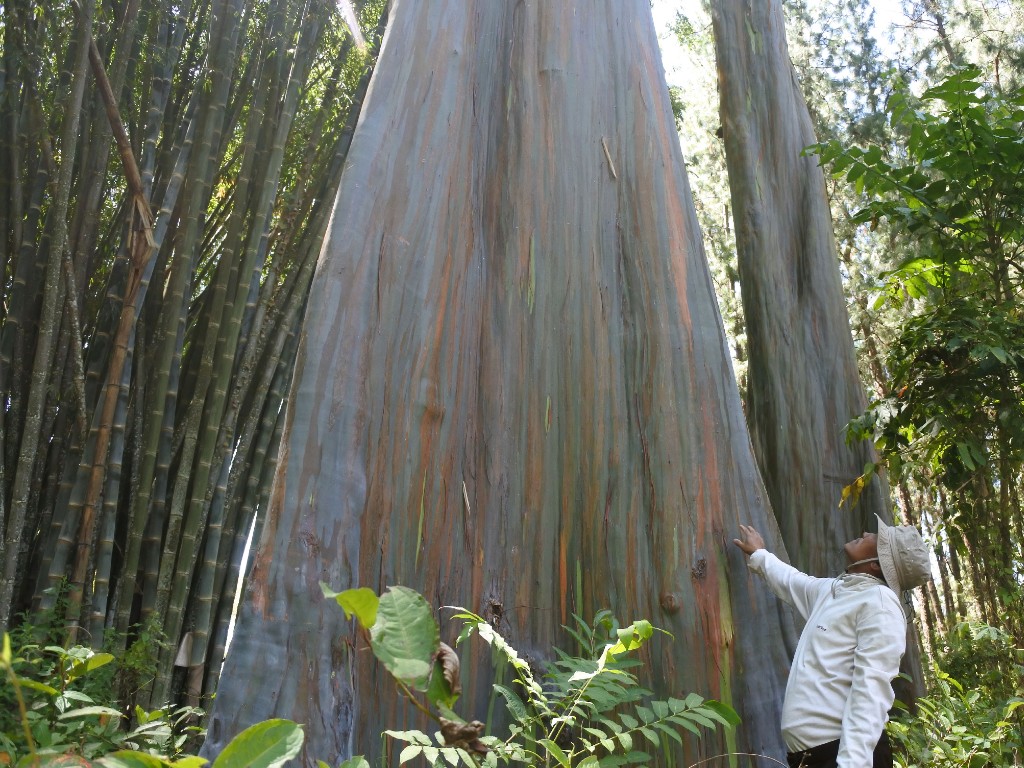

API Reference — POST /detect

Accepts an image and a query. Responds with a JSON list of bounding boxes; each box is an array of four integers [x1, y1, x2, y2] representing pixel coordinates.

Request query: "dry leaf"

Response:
[[434, 641, 461, 695]]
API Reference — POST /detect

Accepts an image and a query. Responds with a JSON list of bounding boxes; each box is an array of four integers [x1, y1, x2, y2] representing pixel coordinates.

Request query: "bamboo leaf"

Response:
[[17, 678, 60, 696], [59, 705, 124, 720]]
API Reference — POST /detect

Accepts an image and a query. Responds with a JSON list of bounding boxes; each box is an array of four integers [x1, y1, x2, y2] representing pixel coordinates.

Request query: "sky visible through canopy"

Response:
[[652, 0, 906, 88]]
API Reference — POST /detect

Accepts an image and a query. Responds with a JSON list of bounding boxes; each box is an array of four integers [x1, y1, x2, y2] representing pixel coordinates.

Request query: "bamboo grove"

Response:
[[0, 0, 386, 708]]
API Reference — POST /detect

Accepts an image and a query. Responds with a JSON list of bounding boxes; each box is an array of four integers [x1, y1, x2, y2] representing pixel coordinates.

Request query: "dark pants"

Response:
[[786, 731, 893, 768]]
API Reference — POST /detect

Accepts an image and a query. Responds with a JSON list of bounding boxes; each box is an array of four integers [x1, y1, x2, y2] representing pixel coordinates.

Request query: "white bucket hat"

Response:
[[875, 514, 931, 594]]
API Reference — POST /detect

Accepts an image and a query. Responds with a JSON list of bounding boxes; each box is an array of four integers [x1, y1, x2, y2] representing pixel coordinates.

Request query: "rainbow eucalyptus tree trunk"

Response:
[[207, 1, 796, 764], [711, 0, 923, 700], [710, 0, 889, 575]]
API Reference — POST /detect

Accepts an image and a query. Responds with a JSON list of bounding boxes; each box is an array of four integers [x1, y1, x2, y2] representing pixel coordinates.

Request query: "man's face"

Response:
[[844, 531, 879, 564]]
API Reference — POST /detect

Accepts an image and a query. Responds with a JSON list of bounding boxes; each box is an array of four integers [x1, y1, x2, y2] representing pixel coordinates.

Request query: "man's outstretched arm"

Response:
[[733, 524, 830, 619]]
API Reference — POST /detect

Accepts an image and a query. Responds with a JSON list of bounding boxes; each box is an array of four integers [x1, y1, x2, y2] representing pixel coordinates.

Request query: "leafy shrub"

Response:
[[0, 633, 203, 763], [935, 622, 1023, 707], [321, 583, 739, 768], [1, 633, 303, 768], [889, 668, 1023, 768]]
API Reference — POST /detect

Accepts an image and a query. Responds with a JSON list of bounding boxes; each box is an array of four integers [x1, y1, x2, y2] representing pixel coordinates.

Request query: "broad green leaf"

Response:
[[607, 621, 653, 658], [651, 701, 669, 719], [370, 586, 440, 690], [62, 690, 95, 703], [389, 657, 432, 681], [639, 727, 659, 747], [422, 747, 439, 765], [320, 584, 379, 629], [2, 633, 11, 666], [212, 718, 304, 768], [173, 757, 209, 768], [704, 700, 741, 727], [98, 751, 177, 768], [67, 652, 115, 683], [616, 732, 633, 751]]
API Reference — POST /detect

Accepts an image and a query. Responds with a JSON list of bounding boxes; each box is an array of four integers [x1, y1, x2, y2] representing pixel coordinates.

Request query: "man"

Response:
[[733, 516, 931, 768]]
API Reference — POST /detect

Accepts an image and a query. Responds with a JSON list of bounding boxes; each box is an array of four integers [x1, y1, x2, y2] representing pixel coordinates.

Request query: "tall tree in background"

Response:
[[206, 0, 797, 765], [710, 0, 890, 577]]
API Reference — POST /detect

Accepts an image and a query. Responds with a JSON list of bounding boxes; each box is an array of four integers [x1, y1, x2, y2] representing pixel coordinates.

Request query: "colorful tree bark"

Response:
[[207, 1, 797, 765]]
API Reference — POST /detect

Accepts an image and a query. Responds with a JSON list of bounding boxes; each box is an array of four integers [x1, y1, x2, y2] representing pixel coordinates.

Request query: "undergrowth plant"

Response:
[[321, 583, 739, 768], [889, 668, 1023, 768], [0, 632, 202, 763], [0, 633, 304, 768]]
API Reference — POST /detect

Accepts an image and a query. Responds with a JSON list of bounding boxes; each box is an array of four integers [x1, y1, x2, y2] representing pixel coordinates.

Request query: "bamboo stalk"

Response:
[[1, 0, 95, 631], [149, 0, 247, 705]]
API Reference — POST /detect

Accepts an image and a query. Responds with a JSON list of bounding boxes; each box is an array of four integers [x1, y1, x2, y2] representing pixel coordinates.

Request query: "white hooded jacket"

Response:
[[748, 549, 906, 768]]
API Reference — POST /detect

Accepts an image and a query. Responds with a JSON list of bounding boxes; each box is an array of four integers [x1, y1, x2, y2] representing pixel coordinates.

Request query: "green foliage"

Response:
[[889, 668, 1023, 768], [113, 617, 171, 710], [935, 622, 1024, 708], [322, 586, 738, 768], [0, 632, 202, 763], [810, 65, 1024, 493], [207, 719, 304, 768], [1, 632, 305, 768], [810, 66, 1024, 628]]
